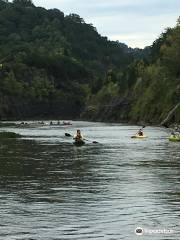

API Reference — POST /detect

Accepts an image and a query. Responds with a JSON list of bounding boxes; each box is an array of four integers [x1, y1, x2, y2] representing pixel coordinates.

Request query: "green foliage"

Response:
[[0, 131, 21, 138], [87, 17, 180, 124], [12, 0, 34, 7], [1, 0, 179, 124], [126, 22, 180, 124], [0, 0, 133, 119]]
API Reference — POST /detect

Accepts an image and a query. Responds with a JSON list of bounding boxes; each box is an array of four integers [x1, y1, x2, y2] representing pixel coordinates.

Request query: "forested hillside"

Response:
[[0, 0, 133, 119], [85, 19, 180, 125], [0, 0, 179, 125]]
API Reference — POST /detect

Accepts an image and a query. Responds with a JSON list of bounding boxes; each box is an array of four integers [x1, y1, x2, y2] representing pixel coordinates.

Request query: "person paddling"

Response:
[[73, 129, 84, 142], [138, 128, 144, 136], [171, 128, 180, 138], [131, 126, 147, 139]]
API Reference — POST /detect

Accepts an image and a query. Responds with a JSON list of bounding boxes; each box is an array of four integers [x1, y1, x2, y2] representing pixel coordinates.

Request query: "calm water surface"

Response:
[[0, 121, 179, 240]]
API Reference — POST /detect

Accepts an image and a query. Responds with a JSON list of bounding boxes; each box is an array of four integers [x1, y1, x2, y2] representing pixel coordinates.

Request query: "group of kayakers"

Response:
[[50, 121, 72, 126], [19, 121, 72, 126], [73, 126, 180, 145], [73, 127, 146, 145]]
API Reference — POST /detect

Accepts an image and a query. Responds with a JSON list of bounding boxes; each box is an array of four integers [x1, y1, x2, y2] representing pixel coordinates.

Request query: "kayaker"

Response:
[[171, 130, 180, 138], [171, 131, 176, 137], [74, 130, 83, 141], [138, 128, 143, 136]]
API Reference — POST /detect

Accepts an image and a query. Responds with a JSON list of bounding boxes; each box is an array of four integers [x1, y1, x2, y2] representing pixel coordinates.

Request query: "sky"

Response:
[[32, 0, 180, 48]]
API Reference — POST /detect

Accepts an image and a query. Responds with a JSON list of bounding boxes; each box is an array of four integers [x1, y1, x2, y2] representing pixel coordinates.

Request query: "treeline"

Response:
[[0, 0, 133, 119], [85, 19, 180, 125], [0, 0, 179, 125]]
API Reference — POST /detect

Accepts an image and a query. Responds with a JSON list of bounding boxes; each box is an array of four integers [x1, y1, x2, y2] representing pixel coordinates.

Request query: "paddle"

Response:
[[65, 132, 99, 144], [137, 125, 146, 132], [84, 138, 99, 144], [65, 133, 71, 137]]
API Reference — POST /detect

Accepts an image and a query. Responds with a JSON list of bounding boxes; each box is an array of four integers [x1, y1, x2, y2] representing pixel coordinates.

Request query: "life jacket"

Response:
[[74, 134, 83, 140], [138, 130, 143, 136]]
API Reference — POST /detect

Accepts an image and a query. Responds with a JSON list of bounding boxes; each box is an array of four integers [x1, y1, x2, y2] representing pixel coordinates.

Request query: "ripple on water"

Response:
[[0, 122, 179, 239]]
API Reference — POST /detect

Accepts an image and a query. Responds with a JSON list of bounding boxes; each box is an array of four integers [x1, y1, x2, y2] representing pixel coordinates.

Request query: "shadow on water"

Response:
[[0, 138, 104, 203]]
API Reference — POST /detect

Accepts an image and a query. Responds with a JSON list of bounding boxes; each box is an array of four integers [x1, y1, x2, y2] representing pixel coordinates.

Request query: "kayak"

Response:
[[73, 140, 85, 146], [169, 135, 180, 142], [131, 135, 148, 139]]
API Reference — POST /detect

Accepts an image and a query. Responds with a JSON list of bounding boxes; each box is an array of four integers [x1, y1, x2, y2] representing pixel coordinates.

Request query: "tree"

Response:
[[12, 0, 34, 7]]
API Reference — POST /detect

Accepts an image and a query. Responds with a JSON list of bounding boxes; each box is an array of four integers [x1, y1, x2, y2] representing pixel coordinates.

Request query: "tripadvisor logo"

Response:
[[135, 227, 144, 236], [135, 227, 174, 236]]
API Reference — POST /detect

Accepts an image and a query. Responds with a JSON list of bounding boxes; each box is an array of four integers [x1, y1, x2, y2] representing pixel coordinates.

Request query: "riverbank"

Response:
[[0, 118, 179, 133], [0, 131, 21, 138]]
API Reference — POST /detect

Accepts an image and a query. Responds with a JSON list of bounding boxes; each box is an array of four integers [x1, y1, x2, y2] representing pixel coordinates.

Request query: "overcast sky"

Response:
[[32, 0, 180, 48]]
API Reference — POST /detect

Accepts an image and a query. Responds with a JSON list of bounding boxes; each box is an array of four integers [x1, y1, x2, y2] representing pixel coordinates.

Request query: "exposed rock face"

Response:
[[161, 102, 180, 127], [81, 96, 134, 122]]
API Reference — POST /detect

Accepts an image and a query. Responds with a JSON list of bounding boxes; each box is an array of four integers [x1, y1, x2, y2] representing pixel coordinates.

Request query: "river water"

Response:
[[0, 121, 179, 240]]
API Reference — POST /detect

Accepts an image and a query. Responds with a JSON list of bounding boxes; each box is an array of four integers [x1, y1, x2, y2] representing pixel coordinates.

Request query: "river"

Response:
[[0, 121, 179, 239]]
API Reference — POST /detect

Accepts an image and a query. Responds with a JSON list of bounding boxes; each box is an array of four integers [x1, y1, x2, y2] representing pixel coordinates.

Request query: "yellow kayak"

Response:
[[169, 135, 180, 142], [131, 135, 148, 139]]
